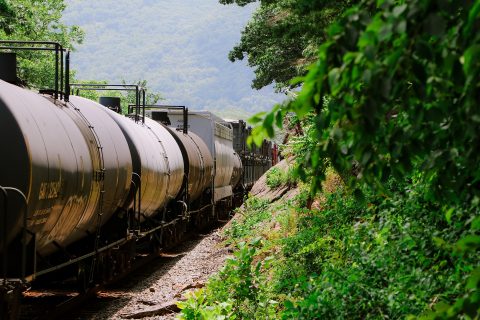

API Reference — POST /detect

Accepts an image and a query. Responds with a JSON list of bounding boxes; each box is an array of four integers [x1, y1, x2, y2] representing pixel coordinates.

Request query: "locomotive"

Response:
[[0, 41, 277, 318]]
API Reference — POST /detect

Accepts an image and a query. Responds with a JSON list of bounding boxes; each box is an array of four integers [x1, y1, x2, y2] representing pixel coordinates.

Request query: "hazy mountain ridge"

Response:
[[63, 0, 284, 118]]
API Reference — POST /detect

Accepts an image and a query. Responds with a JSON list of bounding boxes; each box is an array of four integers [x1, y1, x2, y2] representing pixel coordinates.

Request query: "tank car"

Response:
[[163, 125, 213, 204], [0, 80, 134, 257]]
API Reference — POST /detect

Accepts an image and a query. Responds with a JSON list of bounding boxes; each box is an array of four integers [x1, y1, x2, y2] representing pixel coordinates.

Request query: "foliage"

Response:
[[244, 2, 480, 316], [253, 0, 480, 202], [181, 176, 479, 319], [265, 167, 284, 189], [177, 289, 235, 320], [280, 179, 479, 319], [0, 0, 84, 89], [220, 0, 354, 91]]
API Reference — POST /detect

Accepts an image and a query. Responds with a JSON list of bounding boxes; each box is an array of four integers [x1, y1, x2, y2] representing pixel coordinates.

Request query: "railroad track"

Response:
[[18, 230, 219, 320]]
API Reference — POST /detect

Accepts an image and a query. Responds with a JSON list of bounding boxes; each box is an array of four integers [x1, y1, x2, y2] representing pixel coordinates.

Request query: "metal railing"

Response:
[[0, 40, 70, 101], [70, 83, 146, 123], [131, 105, 188, 134]]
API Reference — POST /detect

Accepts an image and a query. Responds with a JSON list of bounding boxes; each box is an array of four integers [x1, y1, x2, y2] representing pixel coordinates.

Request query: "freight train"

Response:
[[0, 41, 278, 319]]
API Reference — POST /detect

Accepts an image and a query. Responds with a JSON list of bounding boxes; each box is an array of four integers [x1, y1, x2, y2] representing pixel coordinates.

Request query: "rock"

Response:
[[250, 159, 294, 202], [138, 300, 156, 306], [120, 300, 181, 319], [283, 188, 300, 200], [174, 281, 206, 298], [149, 287, 155, 292]]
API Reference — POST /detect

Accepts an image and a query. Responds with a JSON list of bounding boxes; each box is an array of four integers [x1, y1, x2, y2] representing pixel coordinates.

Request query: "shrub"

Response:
[[280, 178, 479, 319], [266, 167, 297, 189]]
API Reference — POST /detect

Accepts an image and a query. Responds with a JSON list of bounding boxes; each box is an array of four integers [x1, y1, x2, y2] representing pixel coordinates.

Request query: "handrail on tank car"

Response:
[[0, 40, 70, 101], [0, 186, 28, 284], [69, 83, 146, 123], [132, 105, 188, 134], [131, 172, 142, 233]]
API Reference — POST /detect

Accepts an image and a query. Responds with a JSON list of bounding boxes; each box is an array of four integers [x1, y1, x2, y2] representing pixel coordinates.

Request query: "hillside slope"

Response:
[[63, 0, 284, 117], [175, 159, 478, 319]]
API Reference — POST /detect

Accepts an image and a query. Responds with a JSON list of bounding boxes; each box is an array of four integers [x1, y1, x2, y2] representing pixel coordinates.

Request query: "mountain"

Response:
[[62, 0, 284, 119]]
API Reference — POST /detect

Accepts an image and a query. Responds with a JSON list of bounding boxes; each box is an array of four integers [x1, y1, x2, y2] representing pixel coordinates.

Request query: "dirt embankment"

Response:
[[249, 159, 298, 202]]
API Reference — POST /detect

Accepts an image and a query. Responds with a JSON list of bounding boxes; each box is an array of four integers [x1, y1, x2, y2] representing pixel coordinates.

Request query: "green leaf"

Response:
[[251, 126, 265, 146], [248, 112, 267, 125], [471, 216, 480, 231], [464, 1, 480, 37], [445, 207, 455, 224], [392, 4, 407, 18], [456, 235, 480, 252], [358, 31, 377, 49], [361, 150, 372, 165], [433, 237, 447, 248], [275, 109, 283, 128], [263, 112, 275, 138], [284, 300, 294, 309], [328, 68, 341, 95], [466, 267, 480, 290], [462, 44, 480, 75], [395, 20, 407, 34]]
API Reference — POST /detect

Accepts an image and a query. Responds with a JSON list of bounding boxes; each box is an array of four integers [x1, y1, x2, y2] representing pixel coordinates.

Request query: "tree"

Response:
[[220, 0, 355, 91], [0, 0, 84, 89], [0, 0, 15, 35]]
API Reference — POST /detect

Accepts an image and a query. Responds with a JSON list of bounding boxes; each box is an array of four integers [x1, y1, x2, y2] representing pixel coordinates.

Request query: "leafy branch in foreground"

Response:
[[252, 0, 480, 203]]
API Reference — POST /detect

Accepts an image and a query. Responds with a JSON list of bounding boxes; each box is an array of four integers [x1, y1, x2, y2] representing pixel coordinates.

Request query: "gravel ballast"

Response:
[[70, 228, 231, 319]]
